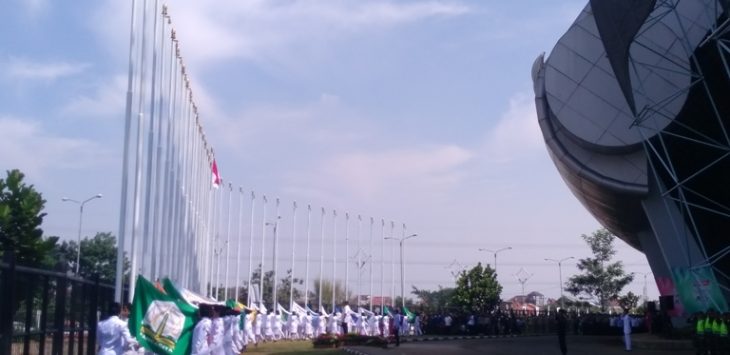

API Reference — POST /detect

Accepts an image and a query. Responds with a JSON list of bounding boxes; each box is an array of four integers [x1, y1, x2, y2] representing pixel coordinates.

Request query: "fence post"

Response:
[[52, 261, 68, 355], [0, 251, 16, 355], [87, 274, 100, 354]]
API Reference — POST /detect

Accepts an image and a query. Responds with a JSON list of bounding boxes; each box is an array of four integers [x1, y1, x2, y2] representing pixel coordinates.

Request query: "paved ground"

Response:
[[346, 335, 691, 355]]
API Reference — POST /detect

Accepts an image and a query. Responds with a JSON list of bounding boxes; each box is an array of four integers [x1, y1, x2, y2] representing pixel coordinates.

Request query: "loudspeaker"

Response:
[[659, 295, 674, 311], [646, 301, 656, 313]]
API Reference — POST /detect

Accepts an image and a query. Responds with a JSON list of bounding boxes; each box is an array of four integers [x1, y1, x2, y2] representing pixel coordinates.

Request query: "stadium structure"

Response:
[[532, 0, 730, 316]]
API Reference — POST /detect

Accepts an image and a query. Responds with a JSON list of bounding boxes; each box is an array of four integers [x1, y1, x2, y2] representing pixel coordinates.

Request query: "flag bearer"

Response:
[[97, 303, 138, 355], [210, 305, 226, 355], [191, 304, 214, 355]]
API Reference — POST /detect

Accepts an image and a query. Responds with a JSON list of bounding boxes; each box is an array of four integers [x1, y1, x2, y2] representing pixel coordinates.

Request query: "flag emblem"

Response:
[[141, 300, 185, 351]]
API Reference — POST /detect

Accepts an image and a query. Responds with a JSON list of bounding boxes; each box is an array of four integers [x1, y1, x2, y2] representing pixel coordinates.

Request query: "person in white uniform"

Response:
[[253, 310, 264, 343], [191, 304, 214, 355], [262, 310, 273, 341], [210, 306, 225, 355], [96, 303, 138, 355], [244, 310, 257, 346], [381, 315, 390, 337], [622, 309, 632, 351], [304, 312, 314, 339], [269, 311, 281, 341]]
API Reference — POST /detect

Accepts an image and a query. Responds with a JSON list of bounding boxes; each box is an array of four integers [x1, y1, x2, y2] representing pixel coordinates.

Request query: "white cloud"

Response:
[[92, 1, 470, 68], [295, 145, 473, 202], [4, 57, 89, 81], [482, 92, 544, 163], [61, 75, 126, 119], [0, 116, 103, 178]]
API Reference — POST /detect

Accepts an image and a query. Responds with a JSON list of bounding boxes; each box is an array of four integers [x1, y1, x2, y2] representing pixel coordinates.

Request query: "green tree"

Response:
[[0, 169, 57, 267], [618, 291, 640, 311], [566, 228, 634, 311], [55, 232, 129, 281], [412, 285, 455, 314], [453, 262, 502, 315], [309, 278, 350, 312]]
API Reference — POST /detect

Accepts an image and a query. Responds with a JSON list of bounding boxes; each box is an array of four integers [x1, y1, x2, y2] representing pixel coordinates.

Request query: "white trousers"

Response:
[[624, 333, 631, 351]]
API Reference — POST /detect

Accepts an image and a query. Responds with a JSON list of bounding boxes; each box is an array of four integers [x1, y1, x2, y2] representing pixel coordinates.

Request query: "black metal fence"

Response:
[[0, 253, 124, 355]]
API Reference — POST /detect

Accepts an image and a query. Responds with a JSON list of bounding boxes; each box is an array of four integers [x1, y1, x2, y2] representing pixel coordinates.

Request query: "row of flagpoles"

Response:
[[206, 186, 413, 315], [114, 0, 416, 316], [115, 0, 218, 301]]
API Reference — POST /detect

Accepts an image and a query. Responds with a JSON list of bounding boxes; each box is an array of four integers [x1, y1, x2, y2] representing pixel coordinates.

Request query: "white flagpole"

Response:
[[318, 207, 326, 311], [380, 218, 384, 315], [214, 182, 223, 298], [369, 217, 374, 312], [235, 186, 244, 301], [344, 212, 350, 305], [272, 198, 280, 310], [202, 153, 213, 292], [150, 5, 168, 281], [304, 204, 312, 308], [169, 59, 184, 285], [159, 35, 178, 281], [331, 209, 337, 313], [141, 0, 160, 279], [246, 191, 255, 305], [224, 182, 233, 300], [128, 0, 150, 301], [177, 89, 192, 288], [289, 201, 298, 309], [357, 215, 362, 306], [390, 221, 395, 308], [115, 0, 138, 302], [259, 195, 268, 305], [401, 223, 407, 309], [208, 182, 219, 297]]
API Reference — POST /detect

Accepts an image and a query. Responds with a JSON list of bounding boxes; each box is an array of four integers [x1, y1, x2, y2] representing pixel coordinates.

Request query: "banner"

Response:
[[672, 266, 728, 314], [129, 276, 198, 355]]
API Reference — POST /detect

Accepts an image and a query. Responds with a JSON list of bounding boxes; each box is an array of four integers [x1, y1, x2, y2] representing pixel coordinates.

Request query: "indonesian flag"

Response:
[[211, 159, 221, 188]]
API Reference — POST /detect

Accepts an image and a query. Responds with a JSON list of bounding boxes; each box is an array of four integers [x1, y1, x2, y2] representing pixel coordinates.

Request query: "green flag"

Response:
[[162, 278, 188, 305], [129, 276, 199, 355], [403, 306, 415, 323], [383, 306, 392, 316]]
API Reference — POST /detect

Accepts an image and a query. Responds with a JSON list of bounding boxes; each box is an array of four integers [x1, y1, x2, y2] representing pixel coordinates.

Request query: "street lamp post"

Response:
[[545, 256, 574, 308], [62, 194, 103, 274], [266, 212, 281, 310], [478, 246, 512, 273], [385, 233, 417, 309]]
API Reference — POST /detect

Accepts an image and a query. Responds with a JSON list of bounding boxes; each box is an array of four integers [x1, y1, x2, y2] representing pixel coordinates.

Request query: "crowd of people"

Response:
[[418, 309, 647, 337], [190, 302, 422, 353], [95, 300, 422, 354], [97, 299, 677, 355]]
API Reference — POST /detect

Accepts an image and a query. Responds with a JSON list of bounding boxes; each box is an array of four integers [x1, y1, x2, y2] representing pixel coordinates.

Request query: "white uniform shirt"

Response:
[[96, 315, 137, 355], [191, 317, 212, 355], [304, 315, 313, 336], [211, 317, 225, 355]]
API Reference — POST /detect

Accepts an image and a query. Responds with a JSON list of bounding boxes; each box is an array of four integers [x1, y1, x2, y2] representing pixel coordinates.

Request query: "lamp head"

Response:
[[95, 194, 103, 198]]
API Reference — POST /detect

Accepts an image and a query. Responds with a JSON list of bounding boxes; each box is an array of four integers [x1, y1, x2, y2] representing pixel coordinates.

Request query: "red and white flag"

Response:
[[211, 159, 221, 188]]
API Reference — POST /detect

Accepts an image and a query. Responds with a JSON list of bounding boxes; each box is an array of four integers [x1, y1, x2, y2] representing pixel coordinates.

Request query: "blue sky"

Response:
[[1, 0, 659, 301]]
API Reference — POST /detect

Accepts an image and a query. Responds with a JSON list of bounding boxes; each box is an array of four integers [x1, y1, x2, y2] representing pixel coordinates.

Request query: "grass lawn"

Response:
[[244, 340, 348, 355]]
